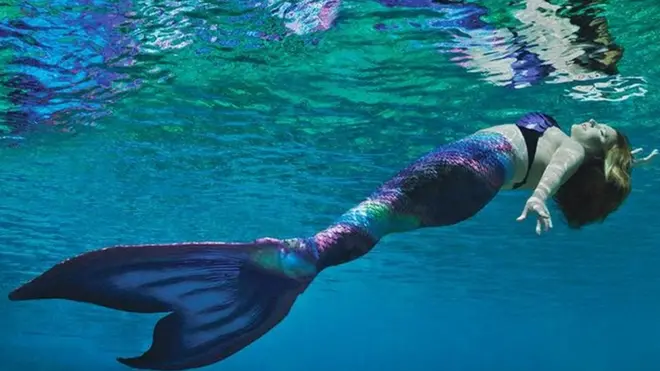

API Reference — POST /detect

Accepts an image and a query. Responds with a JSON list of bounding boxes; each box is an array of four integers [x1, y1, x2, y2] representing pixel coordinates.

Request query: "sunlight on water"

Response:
[[1, 0, 654, 142]]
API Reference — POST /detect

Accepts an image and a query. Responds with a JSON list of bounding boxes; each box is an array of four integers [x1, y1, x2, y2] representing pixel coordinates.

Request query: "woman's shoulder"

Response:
[[541, 125, 569, 142], [541, 126, 581, 149]]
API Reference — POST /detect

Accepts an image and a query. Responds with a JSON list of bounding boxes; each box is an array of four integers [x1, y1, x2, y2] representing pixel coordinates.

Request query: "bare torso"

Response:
[[478, 124, 575, 191]]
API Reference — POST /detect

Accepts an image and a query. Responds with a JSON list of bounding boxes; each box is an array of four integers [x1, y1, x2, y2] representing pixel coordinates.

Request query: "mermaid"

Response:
[[8, 112, 658, 370]]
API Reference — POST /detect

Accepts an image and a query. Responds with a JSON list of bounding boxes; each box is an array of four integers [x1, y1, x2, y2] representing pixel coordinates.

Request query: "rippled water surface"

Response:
[[2, 1, 660, 370]]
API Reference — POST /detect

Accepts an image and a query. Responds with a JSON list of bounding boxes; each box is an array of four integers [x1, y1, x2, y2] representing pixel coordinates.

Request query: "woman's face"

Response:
[[570, 119, 617, 153]]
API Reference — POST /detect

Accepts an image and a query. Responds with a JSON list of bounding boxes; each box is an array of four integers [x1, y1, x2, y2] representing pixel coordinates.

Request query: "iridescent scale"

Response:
[[307, 131, 518, 270]]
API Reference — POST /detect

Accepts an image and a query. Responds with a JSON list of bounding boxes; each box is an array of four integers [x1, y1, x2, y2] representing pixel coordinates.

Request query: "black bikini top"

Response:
[[512, 112, 561, 189]]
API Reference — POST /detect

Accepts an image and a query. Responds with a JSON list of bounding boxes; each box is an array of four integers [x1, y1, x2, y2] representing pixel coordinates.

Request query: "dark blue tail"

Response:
[[9, 239, 316, 370]]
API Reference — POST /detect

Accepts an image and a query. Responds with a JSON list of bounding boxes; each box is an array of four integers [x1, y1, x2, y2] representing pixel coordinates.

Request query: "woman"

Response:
[[8, 112, 657, 370]]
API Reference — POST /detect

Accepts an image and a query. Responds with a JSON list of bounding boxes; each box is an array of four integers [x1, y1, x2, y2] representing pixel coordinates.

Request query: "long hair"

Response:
[[552, 131, 633, 228]]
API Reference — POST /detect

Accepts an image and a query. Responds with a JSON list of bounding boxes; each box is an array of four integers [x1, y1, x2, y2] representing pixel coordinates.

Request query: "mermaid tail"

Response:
[[9, 127, 526, 369], [9, 238, 318, 370], [311, 130, 518, 269]]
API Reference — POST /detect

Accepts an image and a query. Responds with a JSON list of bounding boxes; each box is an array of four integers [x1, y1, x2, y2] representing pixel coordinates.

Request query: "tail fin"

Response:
[[8, 239, 317, 370]]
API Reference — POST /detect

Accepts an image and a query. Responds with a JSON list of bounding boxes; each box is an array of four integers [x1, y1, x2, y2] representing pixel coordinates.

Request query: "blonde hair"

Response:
[[553, 131, 633, 228], [604, 133, 634, 193]]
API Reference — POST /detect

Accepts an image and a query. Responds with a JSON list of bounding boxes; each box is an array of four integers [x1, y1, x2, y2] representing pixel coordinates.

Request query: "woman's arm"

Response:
[[517, 138, 585, 234], [532, 139, 586, 202]]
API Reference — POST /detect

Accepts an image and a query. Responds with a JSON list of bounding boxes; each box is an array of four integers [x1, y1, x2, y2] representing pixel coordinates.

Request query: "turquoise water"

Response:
[[2, 0, 660, 370]]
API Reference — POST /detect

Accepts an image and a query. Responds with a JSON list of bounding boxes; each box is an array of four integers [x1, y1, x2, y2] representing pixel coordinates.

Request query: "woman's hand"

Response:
[[517, 140, 582, 236], [516, 196, 553, 235], [632, 148, 658, 167]]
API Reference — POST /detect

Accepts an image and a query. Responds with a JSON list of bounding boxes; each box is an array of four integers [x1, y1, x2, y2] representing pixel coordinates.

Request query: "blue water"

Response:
[[2, 0, 660, 370]]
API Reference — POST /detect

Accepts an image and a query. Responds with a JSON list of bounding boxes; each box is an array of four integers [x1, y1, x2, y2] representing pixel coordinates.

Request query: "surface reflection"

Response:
[[373, 0, 627, 87], [0, 0, 342, 140], [0, 0, 141, 139], [0, 0, 647, 142]]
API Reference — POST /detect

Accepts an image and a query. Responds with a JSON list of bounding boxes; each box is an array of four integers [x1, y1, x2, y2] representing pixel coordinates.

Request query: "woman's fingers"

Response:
[[532, 203, 549, 219], [534, 209, 552, 235], [518, 200, 553, 235]]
